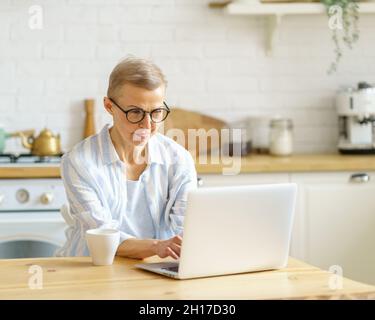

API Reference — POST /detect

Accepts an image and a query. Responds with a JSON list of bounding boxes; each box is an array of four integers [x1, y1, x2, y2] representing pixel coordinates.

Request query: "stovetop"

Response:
[[0, 153, 63, 164]]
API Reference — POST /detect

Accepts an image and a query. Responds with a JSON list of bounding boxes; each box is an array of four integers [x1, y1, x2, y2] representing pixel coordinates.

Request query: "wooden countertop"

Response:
[[196, 153, 375, 174], [0, 256, 374, 299], [0, 165, 61, 179], [1, 154, 375, 178]]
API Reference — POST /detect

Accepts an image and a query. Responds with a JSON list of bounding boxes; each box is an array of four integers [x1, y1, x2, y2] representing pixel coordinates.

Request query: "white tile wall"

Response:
[[0, 0, 375, 154]]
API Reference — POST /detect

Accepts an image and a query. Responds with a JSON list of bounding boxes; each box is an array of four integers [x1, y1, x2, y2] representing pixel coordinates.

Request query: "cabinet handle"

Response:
[[197, 177, 203, 187], [349, 173, 370, 183]]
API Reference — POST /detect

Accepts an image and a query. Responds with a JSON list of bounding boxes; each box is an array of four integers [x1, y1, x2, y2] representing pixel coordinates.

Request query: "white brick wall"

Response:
[[0, 0, 375, 154]]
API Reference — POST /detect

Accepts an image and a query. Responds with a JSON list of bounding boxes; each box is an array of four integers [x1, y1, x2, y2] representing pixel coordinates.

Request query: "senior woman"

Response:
[[56, 57, 197, 260]]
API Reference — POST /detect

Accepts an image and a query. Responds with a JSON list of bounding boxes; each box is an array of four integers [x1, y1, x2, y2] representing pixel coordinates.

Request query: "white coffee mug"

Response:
[[85, 228, 120, 266]]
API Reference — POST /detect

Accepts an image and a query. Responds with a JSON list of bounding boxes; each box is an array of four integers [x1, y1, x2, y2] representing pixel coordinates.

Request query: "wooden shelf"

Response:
[[226, 2, 375, 15], [221, 2, 375, 54]]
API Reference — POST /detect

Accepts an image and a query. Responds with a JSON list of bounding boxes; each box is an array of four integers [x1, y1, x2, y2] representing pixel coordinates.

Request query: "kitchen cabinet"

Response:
[[291, 171, 375, 285], [198, 171, 375, 285]]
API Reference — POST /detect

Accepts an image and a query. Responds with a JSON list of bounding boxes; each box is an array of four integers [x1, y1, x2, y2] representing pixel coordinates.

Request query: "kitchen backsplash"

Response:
[[1, 0, 375, 154]]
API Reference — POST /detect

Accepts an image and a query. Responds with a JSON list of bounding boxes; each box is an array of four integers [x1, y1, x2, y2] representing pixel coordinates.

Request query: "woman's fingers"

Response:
[[167, 246, 179, 260], [170, 243, 181, 256], [173, 235, 182, 246], [164, 235, 182, 259], [156, 236, 182, 259]]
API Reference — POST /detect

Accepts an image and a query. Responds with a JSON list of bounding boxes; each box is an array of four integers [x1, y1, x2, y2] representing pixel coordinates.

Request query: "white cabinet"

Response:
[[291, 171, 375, 285]]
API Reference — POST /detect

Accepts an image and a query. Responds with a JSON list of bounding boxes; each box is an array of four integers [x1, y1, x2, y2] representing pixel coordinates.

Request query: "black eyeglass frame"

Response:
[[108, 97, 170, 124]]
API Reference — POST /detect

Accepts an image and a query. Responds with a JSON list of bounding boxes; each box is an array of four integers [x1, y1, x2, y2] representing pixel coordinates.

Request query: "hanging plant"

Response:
[[320, 0, 360, 74]]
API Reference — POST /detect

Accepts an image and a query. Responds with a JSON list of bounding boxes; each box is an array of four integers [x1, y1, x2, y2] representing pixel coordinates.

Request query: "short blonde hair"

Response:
[[107, 56, 167, 99]]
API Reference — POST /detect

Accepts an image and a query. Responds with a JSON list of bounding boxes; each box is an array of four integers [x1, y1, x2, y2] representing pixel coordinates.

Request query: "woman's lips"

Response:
[[133, 129, 150, 141]]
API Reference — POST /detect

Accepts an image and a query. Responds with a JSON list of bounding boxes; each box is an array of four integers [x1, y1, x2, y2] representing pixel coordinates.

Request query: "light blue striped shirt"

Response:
[[55, 124, 197, 257]]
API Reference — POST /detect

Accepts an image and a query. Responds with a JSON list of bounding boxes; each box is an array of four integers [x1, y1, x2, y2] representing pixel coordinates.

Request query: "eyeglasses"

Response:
[[108, 98, 170, 124]]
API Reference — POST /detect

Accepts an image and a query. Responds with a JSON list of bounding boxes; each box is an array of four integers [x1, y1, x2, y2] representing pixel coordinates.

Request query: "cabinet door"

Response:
[[291, 172, 375, 285], [198, 173, 290, 188]]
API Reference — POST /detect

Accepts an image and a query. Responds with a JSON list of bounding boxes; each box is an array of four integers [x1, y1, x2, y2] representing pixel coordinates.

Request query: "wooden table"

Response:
[[0, 256, 374, 300]]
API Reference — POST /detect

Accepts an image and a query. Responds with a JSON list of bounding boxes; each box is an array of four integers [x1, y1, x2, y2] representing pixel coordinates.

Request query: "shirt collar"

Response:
[[100, 124, 163, 166]]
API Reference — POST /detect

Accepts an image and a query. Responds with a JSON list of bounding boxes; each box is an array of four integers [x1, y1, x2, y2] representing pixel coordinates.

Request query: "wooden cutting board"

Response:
[[161, 108, 228, 157]]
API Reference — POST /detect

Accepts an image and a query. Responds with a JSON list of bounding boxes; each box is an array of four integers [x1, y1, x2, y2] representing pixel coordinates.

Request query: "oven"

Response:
[[0, 154, 67, 259]]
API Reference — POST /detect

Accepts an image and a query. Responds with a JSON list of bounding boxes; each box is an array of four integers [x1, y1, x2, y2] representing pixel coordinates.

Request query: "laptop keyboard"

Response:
[[161, 265, 179, 273]]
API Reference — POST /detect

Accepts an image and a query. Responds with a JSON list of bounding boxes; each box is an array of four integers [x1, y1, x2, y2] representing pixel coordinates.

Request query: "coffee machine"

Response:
[[336, 82, 375, 154]]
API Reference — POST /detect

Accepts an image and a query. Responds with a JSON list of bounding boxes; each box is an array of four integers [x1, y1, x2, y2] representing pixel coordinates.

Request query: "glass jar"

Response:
[[269, 118, 293, 156]]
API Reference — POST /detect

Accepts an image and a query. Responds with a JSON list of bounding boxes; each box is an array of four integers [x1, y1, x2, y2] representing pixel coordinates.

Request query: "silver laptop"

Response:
[[136, 183, 297, 280]]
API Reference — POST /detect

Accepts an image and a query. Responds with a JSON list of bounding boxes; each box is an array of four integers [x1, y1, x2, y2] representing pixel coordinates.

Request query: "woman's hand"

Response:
[[153, 235, 182, 260]]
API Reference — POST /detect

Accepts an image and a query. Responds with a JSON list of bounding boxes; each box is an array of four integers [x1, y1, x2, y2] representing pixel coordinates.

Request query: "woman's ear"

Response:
[[103, 97, 114, 115]]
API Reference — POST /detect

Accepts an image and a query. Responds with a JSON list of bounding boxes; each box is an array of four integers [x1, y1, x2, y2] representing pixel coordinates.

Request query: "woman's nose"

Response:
[[140, 113, 152, 128]]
